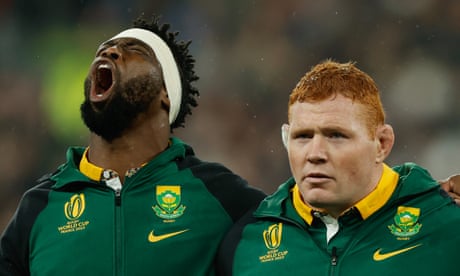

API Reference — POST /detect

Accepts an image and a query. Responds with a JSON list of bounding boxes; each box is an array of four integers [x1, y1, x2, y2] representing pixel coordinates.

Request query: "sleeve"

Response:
[[0, 194, 33, 275], [0, 180, 52, 276], [179, 156, 267, 222], [215, 206, 260, 276]]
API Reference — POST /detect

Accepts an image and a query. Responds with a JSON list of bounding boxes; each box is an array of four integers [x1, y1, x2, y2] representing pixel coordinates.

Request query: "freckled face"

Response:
[[287, 95, 382, 216]]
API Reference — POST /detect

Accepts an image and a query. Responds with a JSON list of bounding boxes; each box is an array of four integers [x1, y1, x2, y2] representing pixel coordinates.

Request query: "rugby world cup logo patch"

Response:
[[64, 193, 86, 220], [259, 223, 288, 263], [263, 222, 283, 250], [58, 193, 90, 234]]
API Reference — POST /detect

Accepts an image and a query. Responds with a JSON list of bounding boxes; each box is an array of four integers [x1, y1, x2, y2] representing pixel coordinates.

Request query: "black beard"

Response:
[[80, 74, 161, 142]]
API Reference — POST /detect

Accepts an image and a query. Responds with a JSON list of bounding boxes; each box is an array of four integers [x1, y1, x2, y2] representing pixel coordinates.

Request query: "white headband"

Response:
[[110, 28, 182, 125]]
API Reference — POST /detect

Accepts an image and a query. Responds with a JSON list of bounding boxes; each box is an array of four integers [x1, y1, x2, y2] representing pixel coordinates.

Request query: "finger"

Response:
[[439, 181, 452, 192], [448, 175, 460, 193], [454, 198, 460, 206]]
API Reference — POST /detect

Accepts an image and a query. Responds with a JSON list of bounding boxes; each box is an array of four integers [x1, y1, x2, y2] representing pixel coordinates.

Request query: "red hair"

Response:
[[288, 60, 385, 137]]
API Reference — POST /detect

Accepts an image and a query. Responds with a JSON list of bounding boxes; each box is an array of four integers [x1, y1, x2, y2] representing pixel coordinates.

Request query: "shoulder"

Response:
[[393, 162, 437, 186], [176, 146, 267, 222], [12, 173, 55, 224], [0, 174, 55, 275], [215, 206, 260, 276]]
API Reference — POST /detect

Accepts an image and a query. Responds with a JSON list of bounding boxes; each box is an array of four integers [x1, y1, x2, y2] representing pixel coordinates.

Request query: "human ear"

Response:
[[281, 124, 290, 148], [160, 88, 171, 113], [375, 124, 395, 163]]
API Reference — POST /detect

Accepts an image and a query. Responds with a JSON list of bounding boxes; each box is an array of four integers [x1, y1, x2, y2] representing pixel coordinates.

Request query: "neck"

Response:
[[86, 118, 170, 183], [320, 164, 384, 218]]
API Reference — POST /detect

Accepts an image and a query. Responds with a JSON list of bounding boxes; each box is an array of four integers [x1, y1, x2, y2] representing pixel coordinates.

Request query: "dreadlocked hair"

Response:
[[132, 14, 199, 130]]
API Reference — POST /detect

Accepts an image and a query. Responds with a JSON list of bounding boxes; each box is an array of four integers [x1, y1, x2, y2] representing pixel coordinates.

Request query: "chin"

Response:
[[303, 191, 334, 208]]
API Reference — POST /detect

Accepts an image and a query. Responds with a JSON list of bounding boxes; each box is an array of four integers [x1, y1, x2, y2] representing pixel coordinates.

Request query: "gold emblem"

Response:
[[388, 206, 422, 239], [152, 186, 186, 221], [64, 193, 85, 220], [259, 223, 288, 263], [263, 223, 283, 250], [58, 193, 90, 234]]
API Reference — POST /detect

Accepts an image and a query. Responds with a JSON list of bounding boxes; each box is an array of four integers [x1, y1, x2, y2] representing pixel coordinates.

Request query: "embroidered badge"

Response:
[[152, 186, 186, 221], [388, 206, 422, 239], [58, 193, 90, 234], [259, 223, 288, 263]]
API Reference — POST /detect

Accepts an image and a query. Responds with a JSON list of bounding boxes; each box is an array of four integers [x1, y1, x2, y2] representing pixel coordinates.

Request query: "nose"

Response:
[[100, 45, 121, 60], [306, 136, 327, 164]]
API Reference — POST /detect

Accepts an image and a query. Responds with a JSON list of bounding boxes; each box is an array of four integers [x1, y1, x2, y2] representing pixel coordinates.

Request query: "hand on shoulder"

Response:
[[439, 174, 460, 205]]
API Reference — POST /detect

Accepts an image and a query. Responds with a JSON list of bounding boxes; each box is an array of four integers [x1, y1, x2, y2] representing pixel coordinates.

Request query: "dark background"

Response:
[[1, 0, 460, 232]]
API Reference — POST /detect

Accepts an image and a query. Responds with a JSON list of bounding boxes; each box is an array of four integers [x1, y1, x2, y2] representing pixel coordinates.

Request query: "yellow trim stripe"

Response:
[[292, 185, 314, 225], [292, 163, 399, 225], [79, 147, 103, 182], [355, 164, 399, 219]]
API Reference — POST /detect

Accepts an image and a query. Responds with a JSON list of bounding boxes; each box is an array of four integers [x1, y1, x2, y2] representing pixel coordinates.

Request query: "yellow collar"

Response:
[[79, 147, 104, 181], [292, 164, 399, 225]]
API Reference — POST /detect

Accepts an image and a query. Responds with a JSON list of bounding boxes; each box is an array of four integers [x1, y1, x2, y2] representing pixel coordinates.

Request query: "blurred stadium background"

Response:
[[1, 0, 460, 231]]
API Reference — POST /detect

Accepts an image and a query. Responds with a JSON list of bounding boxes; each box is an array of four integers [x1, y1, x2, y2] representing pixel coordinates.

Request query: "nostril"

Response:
[[100, 48, 120, 59], [307, 155, 327, 164]]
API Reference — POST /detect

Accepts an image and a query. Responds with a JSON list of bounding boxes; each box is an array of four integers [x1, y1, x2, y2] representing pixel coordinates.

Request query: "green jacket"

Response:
[[0, 137, 265, 276], [216, 163, 460, 275]]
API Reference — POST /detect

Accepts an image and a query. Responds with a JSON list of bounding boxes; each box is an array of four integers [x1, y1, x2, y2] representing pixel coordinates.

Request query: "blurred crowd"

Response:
[[1, 0, 460, 232]]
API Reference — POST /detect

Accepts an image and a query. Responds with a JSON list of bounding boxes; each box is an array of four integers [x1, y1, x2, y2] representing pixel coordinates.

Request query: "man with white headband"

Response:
[[0, 15, 266, 275], [3, 15, 460, 276]]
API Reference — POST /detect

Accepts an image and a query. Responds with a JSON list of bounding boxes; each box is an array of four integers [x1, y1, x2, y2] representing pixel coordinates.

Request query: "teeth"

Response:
[[98, 63, 110, 69]]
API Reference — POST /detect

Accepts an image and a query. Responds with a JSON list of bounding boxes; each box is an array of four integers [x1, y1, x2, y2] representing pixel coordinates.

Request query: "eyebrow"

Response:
[[97, 38, 155, 56], [291, 124, 349, 135]]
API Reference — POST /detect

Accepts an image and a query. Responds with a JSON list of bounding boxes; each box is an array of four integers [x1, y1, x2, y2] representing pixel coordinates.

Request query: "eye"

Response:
[[128, 45, 146, 54], [293, 132, 313, 140], [120, 41, 148, 55], [327, 131, 347, 139], [95, 45, 108, 57]]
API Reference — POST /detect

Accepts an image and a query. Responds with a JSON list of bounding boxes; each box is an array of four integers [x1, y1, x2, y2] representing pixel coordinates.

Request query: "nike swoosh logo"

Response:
[[148, 229, 189, 243], [373, 244, 422, 261]]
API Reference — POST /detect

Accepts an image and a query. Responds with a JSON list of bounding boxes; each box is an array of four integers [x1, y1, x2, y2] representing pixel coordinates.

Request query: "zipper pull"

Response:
[[103, 170, 122, 196], [102, 170, 122, 205], [331, 247, 338, 266], [106, 177, 122, 196]]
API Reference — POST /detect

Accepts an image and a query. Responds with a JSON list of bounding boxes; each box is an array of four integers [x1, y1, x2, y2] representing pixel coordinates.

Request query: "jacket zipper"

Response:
[[106, 177, 123, 275], [331, 246, 338, 266], [257, 213, 341, 275], [106, 177, 122, 204], [329, 246, 338, 275]]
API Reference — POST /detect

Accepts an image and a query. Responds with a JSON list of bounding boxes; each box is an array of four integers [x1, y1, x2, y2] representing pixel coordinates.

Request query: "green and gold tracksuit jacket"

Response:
[[216, 163, 460, 275], [0, 137, 266, 276]]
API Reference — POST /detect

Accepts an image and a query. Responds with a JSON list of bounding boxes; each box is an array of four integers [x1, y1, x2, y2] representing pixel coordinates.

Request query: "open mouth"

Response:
[[97, 64, 112, 94], [90, 62, 115, 102]]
